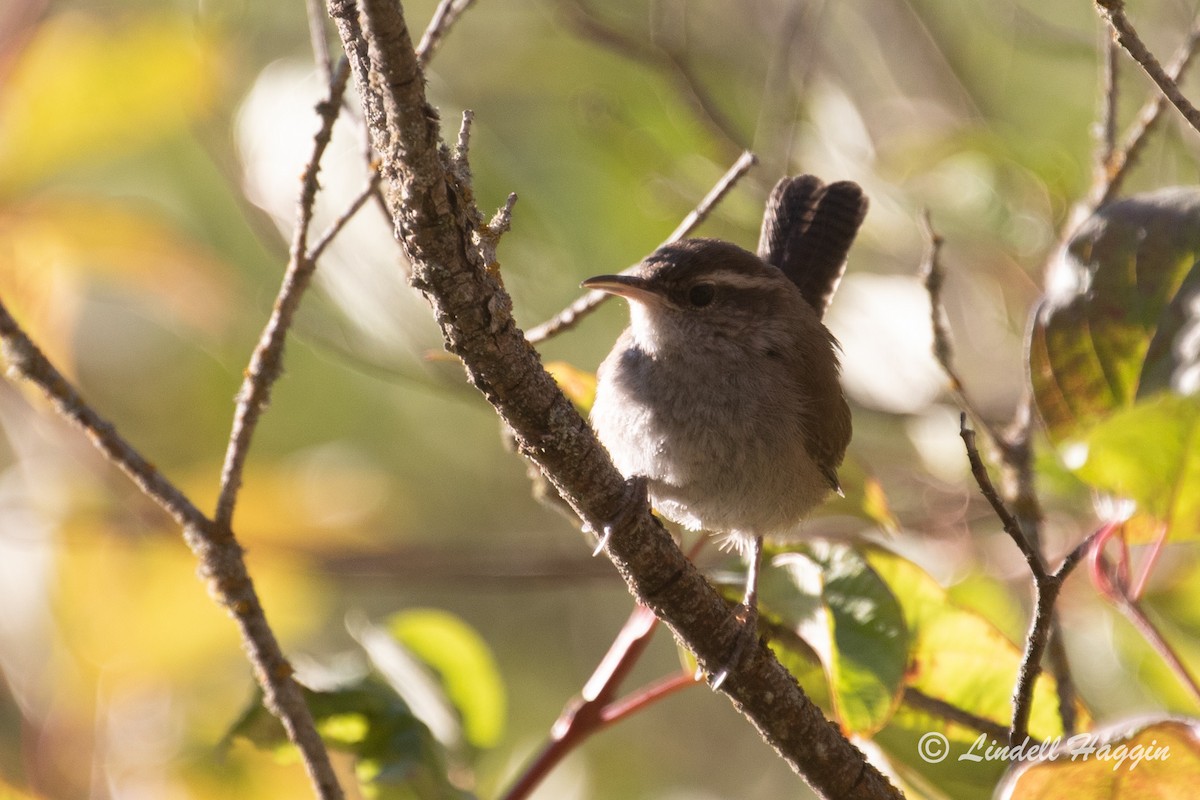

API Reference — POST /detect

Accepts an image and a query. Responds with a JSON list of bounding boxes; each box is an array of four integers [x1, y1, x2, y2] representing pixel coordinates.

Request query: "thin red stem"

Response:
[[601, 670, 702, 726]]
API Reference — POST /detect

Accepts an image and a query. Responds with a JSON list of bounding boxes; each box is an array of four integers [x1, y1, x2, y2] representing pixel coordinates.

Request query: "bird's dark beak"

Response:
[[581, 274, 664, 305]]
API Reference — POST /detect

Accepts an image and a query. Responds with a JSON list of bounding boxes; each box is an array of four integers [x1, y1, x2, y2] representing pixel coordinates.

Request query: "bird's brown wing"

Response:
[[757, 175, 868, 320]]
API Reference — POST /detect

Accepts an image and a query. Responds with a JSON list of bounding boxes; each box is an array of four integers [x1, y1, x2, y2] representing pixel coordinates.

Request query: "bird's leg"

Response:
[[710, 534, 764, 691], [591, 475, 650, 556]]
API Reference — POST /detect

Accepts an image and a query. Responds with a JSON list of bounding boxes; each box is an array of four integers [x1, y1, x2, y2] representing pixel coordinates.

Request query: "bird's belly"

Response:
[[591, 366, 828, 540]]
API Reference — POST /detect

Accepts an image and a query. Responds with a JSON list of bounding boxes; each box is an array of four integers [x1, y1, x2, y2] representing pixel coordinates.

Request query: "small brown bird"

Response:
[[584, 175, 867, 686]]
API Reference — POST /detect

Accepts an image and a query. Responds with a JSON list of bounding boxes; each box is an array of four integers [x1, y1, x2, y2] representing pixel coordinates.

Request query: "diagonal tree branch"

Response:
[[0, 302, 344, 799], [1096, 0, 1200, 137], [324, 0, 901, 796]]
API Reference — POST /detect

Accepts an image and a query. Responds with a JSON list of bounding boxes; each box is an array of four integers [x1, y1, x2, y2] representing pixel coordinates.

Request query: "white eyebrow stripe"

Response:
[[705, 271, 782, 291]]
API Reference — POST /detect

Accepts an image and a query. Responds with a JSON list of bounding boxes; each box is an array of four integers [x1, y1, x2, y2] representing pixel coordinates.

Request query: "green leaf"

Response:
[[386, 610, 507, 749], [1030, 188, 1200, 443], [865, 549, 1088, 799], [758, 542, 908, 735], [996, 718, 1200, 798], [1070, 393, 1200, 542], [868, 549, 1074, 740], [227, 677, 473, 800]]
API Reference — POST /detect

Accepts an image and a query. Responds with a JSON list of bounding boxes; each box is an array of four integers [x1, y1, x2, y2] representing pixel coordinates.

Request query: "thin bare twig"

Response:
[[1006, 523, 1109, 746], [525, 150, 758, 345], [416, 0, 478, 67], [924, 208, 1082, 740], [921, 205, 1081, 734], [306, 0, 334, 82], [925, 153, 1074, 732], [920, 215, 965, 391], [214, 58, 351, 530], [1088, 16, 1200, 209], [1090, 526, 1200, 705], [1045, 629, 1078, 737], [961, 415, 1046, 581], [902, 688, 1014, 744], [1111, 590, 1200, 706], [0, 302, 344, 799], [499, 605, 695, 800], [600, 670, 698, 726], [1033, 9, 1200, 733], [1096, 0, 1200, 138], [664, 150, 759, 244], [308, 169, 383, 262], [962, 415, 1109, 745], [560, 0, 746, 154], [1097, 31, 1119, 182], [920, 212, 1032, 470]]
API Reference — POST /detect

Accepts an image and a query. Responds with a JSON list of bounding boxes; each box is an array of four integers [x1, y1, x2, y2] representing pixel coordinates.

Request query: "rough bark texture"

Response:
[[326, 1, 903, 797]]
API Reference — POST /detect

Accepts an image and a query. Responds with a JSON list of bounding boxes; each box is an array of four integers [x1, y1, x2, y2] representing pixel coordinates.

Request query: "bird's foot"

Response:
[[708, 601, 760, 691], [591, 475, 650, 556]]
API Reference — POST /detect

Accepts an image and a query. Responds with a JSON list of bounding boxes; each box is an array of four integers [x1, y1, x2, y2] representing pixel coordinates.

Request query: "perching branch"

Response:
[[323, 0, 900, 796], [308, 169, 384, 263], [525, 149, 757, 345], [0, 304, 344, 799]]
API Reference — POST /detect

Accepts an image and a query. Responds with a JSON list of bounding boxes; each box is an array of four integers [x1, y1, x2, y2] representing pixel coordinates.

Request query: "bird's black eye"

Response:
[[688, 283, 716, 308]]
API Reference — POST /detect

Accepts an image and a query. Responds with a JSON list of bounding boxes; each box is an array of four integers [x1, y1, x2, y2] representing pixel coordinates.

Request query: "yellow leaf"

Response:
[[862, 475, 900, 536], [545, 360, 597, 413], [0, 13, 224, 192], [999, 718, 1200, 798]]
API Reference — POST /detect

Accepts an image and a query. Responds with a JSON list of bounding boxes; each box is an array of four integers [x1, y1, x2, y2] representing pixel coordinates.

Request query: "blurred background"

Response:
[[1, 0, 1199, 797]]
